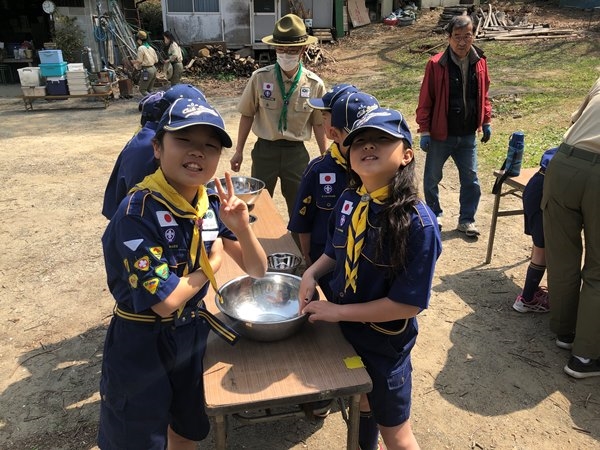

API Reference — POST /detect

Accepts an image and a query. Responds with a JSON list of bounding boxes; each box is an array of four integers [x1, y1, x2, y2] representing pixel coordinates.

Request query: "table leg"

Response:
[[346, 394, 361, 450], [486, 191, 502, 264], [213, 414, 227, 450]]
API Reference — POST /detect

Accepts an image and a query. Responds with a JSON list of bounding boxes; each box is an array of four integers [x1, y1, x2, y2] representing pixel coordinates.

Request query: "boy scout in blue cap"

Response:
[[288, 88, 378, 302], [300, 107, 441, 450], [98, 97, 267, 450], [102, 84, 207, 219]]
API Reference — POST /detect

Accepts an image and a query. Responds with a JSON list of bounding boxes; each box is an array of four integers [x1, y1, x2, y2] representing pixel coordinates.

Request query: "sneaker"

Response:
[[456, 222, 480, 237], [310, 399, 333, 418], [564, 356, 600, 379], [556, 333, 575, 350], [512, 287, 550, 313]]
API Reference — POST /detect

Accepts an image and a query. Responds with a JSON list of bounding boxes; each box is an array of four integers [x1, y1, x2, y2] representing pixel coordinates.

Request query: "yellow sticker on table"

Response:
[[344, 356, 365, 369]]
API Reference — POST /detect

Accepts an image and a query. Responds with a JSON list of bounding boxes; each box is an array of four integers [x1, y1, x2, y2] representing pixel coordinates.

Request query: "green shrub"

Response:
[[52, 14, 85, 63]]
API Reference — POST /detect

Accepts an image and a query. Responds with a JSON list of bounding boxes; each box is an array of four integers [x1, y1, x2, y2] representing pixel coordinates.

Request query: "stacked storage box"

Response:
[[66, 63, 90, 95], [17, 67, 45, 97], [39, 49, 69, 96]]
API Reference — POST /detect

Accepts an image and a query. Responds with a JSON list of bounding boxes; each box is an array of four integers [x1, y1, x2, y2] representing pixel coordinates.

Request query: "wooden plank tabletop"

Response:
[[493, 167, 538, 190], [204, 190, 372, 416]]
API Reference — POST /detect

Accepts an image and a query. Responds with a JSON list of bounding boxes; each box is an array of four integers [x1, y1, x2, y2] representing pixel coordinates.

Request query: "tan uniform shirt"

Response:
[[168, 42, 183, 63], [565, 75, 600, 154], [238, 64, 326, 142], [137, 45, 158, 67]]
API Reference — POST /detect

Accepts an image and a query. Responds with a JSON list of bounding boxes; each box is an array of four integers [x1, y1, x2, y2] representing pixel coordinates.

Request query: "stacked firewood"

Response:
[[185, 45, 259, 77], [434, 4, 578, 41]]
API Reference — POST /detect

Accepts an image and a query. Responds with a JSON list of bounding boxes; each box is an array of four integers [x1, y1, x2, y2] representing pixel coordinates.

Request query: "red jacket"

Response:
[[416, 46, 492, 141]]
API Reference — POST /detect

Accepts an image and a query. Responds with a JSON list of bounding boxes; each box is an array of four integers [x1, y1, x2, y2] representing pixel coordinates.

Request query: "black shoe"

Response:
[[564, 356, 600, 379], [556, 333, 575, 350]]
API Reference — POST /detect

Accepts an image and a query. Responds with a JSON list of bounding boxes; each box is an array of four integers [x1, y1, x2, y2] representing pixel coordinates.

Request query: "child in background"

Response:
[[98, 97, 267, 449], [512, 146, 557, 313], [300, 108, 441, 450], [102, 84, 207, 219], [288, 85, 379, 301]]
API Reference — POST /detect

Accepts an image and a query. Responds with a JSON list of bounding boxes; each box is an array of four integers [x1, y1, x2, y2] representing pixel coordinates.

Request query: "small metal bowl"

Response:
[[216, 273, 316, 342], [267, 252, 302, 275], [206, 176, 265, 205]]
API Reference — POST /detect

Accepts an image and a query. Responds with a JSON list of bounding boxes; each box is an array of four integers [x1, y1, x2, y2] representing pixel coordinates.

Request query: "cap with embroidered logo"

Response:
[[308, 83, 359, 111], [343, 107, 413, 148], [331, 92, 380, 132], [138, 91, 165, 124], [157, 98, 232, 148]]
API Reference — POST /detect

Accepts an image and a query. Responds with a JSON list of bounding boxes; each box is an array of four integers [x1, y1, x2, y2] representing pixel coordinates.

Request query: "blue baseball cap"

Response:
[[138, 91, 166, 124], [308, 83, 359, 110], [157, 98, 233, 148], [331, 92, 380, 132], [153, 84, 208, 120], [343, 107, 413, 149]]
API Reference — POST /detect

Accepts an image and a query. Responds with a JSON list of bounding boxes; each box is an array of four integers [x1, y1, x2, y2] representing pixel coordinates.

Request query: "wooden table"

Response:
[[3, 57, 34, 67], [486, 167, 538, 264], [204, 190, 373, 449], [21, 91, 113, 111]]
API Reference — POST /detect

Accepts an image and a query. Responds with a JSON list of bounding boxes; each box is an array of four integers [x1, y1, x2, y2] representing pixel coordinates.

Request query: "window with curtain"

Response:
[[167, 0, 219, 12]]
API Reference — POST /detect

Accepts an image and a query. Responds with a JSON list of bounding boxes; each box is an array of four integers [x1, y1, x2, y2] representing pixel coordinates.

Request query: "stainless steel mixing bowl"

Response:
[[215, 273, 315, 342], [206, 176, 265, 205], [267, 252, 302, 275]]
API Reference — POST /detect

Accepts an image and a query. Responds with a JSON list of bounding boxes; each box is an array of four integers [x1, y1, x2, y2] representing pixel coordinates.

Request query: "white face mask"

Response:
[[276, 53, 300, 72]]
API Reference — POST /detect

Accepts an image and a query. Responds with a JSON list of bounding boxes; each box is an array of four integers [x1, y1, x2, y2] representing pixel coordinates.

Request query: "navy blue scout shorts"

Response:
[[98, 316, 211, 450], [523, 172, 545, 248], [340, 320, 416, 427]]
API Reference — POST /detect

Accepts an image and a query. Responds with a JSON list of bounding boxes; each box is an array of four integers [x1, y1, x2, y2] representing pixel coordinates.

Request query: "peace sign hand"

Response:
[[213, 171, 249, 234]]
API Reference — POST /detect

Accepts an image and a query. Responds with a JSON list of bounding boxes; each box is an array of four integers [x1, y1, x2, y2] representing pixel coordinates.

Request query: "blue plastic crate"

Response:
[[38, 49, 64, 64], [40, 62, 68, 77]]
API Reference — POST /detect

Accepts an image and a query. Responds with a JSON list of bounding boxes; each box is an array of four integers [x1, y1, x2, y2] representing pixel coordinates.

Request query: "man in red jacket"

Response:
[[416, 15, 492, 237]]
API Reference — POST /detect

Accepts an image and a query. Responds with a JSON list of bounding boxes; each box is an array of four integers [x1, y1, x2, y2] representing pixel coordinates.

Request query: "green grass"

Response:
[[350, 36, 600, 172]]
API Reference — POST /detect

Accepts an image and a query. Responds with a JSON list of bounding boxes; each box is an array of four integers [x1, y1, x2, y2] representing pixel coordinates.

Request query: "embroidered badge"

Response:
[[300, 86, 310, 98], [302, 195, 312, 204], [134, 256, 151, 271], [340, 215, 346, 226], [123, 259, 130, 272], [324, 184, 333, 194], [143, 278, 160, 294], [155, 263, 169, 280], [128, 274, 138, 288], [164, 228, 176, 242], [299, 206, 307, 216], [149, 246, 163, 260], [264, 89, 272, 98], [320, 173, 336, 184], [263, 82, 273, 98], [341, 200, 354, 215], [124, 239, 143, 251], [157, 211, 177, 227]]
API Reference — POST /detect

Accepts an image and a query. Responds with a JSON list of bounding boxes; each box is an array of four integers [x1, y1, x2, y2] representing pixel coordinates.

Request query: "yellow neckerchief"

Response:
[[329, 142, 347, 169], [132, 168, 217, 316], [344, 184, 389, 293]]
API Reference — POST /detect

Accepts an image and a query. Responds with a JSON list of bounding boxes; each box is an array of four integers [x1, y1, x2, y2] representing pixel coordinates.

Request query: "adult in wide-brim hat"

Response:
[[261, 14, 318, 46]]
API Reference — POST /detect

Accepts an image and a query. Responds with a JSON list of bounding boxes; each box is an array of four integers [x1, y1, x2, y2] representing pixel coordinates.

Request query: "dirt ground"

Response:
[[1, 4, 599, 450]]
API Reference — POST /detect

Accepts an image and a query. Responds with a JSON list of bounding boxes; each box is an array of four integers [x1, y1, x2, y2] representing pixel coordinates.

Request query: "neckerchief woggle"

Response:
[[131, 169, 239, 344], [344, 184, 389, 293], [329, 142, 347, 169], [275, 61, 303, 132]]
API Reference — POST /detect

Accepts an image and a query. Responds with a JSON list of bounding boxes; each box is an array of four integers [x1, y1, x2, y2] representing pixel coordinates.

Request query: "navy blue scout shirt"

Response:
[[102, 122, 159, 220], [287, 149, 349, 260], [325, 190, 441, 327], [102, 190, 236, 313]]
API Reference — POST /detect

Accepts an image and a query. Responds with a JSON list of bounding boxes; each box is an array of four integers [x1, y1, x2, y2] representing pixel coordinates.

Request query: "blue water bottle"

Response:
[[505, 131, 524, 177]]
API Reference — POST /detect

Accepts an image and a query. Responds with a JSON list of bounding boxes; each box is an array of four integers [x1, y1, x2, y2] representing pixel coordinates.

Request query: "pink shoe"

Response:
[[512, 287, 550, 313]]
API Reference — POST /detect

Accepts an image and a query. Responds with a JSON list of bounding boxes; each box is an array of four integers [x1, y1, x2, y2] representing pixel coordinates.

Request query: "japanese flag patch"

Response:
[[320, 173, 336, 184], [157, 211, 177, 227], [341, 200, 354, 215]]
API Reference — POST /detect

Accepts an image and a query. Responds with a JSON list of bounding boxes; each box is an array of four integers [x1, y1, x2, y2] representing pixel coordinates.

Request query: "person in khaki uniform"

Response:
[[133, 30, 158, 96], [230, 14, 327, 218]]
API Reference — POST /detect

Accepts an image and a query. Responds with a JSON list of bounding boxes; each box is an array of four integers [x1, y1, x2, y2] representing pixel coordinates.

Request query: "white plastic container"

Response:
[[17, 67, 42, 87], [67, 63, 85, 72]]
